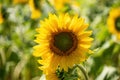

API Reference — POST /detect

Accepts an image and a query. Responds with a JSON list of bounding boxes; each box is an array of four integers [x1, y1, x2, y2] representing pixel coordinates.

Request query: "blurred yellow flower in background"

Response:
[[0, 13, 4, 24], [0, 5, 4, 24], [29, 0, 41, 19], [13, 0, 28, 4], [107, 8, 120, 40], [33, 13, 93, 74], [49, 0, 80, 13], [49, 0, 70, 10]]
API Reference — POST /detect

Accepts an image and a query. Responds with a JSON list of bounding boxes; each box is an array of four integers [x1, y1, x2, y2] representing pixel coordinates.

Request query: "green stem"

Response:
[[73, 64, 89, 80]]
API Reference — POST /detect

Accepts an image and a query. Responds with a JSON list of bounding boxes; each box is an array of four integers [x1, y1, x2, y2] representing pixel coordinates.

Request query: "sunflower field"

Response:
[[0, 0, 120, 80]]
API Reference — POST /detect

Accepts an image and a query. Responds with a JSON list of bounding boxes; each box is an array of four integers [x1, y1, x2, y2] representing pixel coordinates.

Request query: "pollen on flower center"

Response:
[[115, 17, 120, 31], [50, 31, 78, 56]]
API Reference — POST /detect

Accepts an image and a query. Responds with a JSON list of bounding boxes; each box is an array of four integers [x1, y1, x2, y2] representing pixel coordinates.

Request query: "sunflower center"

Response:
[[50, 32, 78, 56], [115, 17, 120, 31], [54, 32, 73, 51]]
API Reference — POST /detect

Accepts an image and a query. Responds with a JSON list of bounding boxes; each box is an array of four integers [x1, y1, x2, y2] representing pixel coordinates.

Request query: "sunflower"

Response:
[[29, 0, 41, 19], [33, 13, 93, 73], [13, 0, 28, 4], [48, 0, 80, 13], [0, 13, 4, 24], [107, 8, 120, 40], [49, 0, 70, 10], [0, 5, 4, 24]]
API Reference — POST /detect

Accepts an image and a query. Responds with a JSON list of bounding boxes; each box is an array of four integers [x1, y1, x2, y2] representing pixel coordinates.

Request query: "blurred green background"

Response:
[[0, 0, 120, 80]]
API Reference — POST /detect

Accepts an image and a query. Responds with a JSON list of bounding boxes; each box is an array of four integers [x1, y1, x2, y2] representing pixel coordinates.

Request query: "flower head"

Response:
[[13, 0, 28, 4], [33, 13, 93, 74], [49, 0, 80, 13], [29, 0, 41, 19], [107, 8, 120, 40], [49, 0, 70, 10], [0, 13, 4, 24], [0, 5, 3, 24], [0, 6, 4, 24]]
